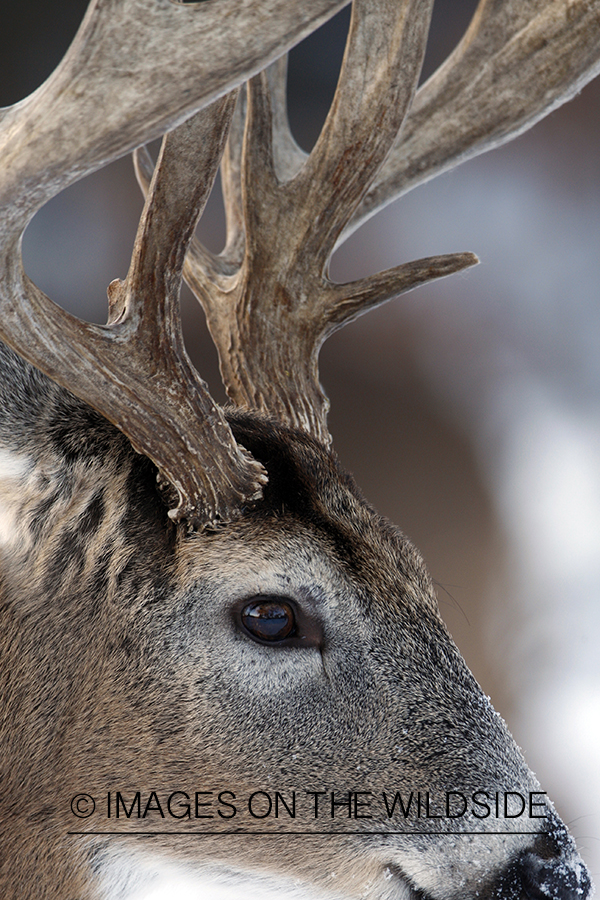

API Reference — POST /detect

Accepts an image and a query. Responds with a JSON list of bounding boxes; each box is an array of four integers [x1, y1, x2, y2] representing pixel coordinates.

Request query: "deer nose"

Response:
[[520, 851, 592, 900]]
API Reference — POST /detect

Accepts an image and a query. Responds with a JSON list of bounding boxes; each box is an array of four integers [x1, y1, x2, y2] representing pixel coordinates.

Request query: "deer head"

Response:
[[0, 2, 598, 899]]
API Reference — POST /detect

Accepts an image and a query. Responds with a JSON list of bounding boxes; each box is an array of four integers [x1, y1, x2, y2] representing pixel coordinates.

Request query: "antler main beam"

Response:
[[0, 0, 349, 528], [3, 0, 600, 526], [0, 0, 349, 231], [171, 0, 600, 444]]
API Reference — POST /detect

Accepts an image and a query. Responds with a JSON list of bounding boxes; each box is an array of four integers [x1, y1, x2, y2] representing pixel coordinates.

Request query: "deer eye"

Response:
[[241, 597, 295, 642]]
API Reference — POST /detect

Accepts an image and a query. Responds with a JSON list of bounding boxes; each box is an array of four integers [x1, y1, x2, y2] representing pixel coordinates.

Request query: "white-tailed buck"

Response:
[[0, 1, 598, 898]]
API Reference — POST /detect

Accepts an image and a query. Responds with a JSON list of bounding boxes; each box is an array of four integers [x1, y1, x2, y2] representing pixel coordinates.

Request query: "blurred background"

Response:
[[2, 0, 599, 885]]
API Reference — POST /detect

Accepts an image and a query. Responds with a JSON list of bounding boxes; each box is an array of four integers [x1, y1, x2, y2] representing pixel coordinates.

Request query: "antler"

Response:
[[0, 0, 349, 527], [3, 0, 600, 525], [164, 0, 600, 443], [0, 0, 348, 227], [140, 0, 478, 444], [0, 96, 269, 527], [345, 0, 600, 237]]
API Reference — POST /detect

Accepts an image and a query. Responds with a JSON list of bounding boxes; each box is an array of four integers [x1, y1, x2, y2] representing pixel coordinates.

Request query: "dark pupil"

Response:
[[241, 599, 294, 642]]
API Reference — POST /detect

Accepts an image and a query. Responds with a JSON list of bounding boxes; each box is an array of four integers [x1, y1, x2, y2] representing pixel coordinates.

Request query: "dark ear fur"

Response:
[[0, 345, 343, 545], [0, 341, 126, 461], [226, 409, 360, 516]]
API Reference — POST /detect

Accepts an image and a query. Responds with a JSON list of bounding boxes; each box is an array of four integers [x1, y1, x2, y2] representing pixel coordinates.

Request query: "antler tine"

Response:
[[136, 52, 324, 295], [201, 57, 308, 274], [281, 0, 435, 265], [344, 0, 600, 240], [171, 58, 309, 360], [0, 96, 267, 529], [134, 144, 229, 288], [323, 252, 479, 337], [218, 89, 248, 272]]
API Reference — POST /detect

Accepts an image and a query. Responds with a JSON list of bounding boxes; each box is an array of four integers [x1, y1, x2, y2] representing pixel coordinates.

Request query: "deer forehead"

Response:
[[173, 416, 439, 621], [174, 514, 436, 629]]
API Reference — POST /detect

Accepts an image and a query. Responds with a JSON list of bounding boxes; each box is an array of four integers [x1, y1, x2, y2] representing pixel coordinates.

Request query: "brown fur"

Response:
[[0, 344, 591, 900]]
